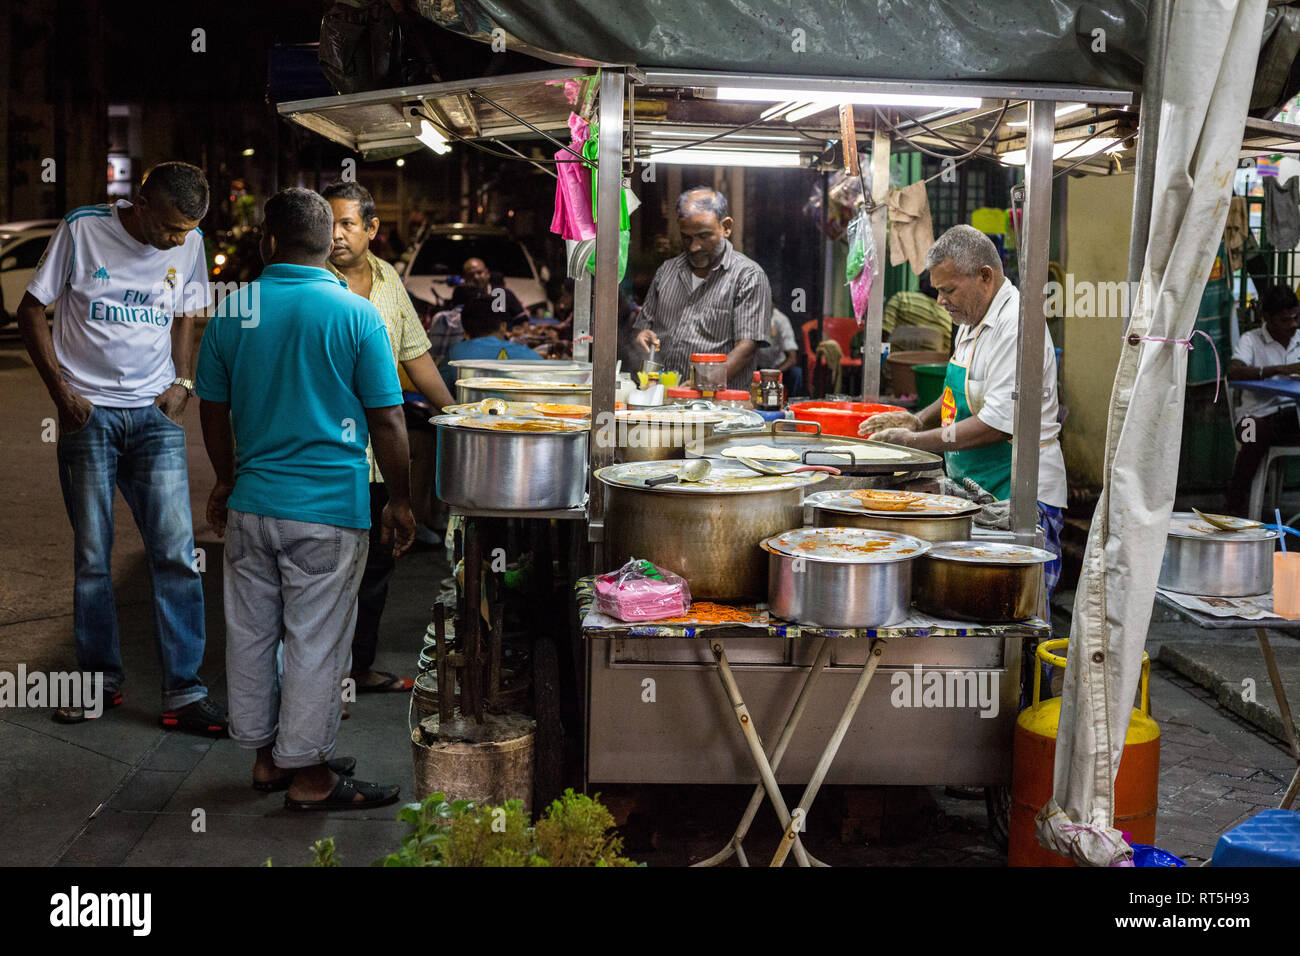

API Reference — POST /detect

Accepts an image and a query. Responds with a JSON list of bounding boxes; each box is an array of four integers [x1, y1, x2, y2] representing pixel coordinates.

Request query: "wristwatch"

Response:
[[172, 377, 195, 397]]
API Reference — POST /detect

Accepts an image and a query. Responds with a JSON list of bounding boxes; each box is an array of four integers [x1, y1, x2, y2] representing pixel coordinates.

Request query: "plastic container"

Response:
[[690, 353, 729, 392], [1275, 552, 1300, 619], [789, 401, 905, 437], [887, 349, 950, 395], [715, 389, 753, 410], [1130, 844, 1186, 867], [913, 363, 948, 410], [666, 386, 702, 405]]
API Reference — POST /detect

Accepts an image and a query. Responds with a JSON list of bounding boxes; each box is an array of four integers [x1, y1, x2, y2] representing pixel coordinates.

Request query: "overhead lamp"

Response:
[[416, 118, 452, 155], [241, 147, 255, 157], [1006, 103, 1091, 128], [998, 137, 1126, 166], [396, 158, 405, 167], [716, 87, 981, 109], [637, 148, 803, 168], [784, 102, 836, 123]]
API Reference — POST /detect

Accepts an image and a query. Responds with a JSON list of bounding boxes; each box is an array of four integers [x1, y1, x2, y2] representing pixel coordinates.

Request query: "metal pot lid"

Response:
[[805, 489, 980, 518], [1167, 511, 1278, 541], [449, 360, 590, 371], [925, 541, 1055, 565], [763, 527, 931, 563], [432, 414, 587, 434], [595, 460, 828, 494], [459, 377, 592, 391]]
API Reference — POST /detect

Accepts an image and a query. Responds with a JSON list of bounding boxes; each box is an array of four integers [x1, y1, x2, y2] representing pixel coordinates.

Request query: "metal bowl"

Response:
[[449, 359, 592, 384], [457, 377, 592, 406]]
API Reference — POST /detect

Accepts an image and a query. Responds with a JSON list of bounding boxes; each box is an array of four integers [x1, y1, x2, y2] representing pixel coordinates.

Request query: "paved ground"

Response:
[[1, 330, 1296, 867]]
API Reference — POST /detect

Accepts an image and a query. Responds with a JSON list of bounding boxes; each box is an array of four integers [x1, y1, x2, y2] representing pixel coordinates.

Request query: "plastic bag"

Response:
[[594, 558, 691, 621], [845, 208, 877, 321]]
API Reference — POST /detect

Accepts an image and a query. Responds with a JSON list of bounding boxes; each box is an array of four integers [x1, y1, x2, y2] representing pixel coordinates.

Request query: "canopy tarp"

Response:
[[418, 0, 1146, 88], [1037, 0, 1268, 866]]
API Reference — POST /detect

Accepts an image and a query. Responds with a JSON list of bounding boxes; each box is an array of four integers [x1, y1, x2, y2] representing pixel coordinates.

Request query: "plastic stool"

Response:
[[1210, 810, 1300, 866]]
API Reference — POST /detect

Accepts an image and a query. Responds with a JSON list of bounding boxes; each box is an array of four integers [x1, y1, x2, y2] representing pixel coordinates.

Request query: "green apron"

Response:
[[941, 323, 1013, 500]]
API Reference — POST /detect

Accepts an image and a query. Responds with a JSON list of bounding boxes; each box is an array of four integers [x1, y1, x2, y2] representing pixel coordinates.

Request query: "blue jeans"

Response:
[[56, 403, 208, 709]]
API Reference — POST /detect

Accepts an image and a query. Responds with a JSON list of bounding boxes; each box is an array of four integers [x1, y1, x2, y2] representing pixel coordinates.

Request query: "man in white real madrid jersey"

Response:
[[15, 162, 228, 734]]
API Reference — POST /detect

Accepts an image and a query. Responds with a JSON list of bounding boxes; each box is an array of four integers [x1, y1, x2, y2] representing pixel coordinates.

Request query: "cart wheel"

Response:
[[985, 785, 1010, 854], [532, 633, 564, 810]]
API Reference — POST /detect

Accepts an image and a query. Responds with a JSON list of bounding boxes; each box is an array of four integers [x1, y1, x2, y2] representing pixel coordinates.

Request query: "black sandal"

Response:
[[253, 756, 357, 793], [284, 775, 400, 812]]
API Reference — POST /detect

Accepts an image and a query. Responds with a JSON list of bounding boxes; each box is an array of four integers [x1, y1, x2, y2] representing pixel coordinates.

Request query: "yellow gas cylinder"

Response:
[[1008, 639, 1161, 866]]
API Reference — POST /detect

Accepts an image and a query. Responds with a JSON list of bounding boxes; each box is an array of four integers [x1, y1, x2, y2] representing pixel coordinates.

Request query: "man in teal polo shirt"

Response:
[[196, 188, 413, 810]]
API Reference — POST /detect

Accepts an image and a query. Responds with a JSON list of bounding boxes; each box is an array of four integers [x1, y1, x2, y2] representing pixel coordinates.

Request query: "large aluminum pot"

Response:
[[1158, 511, 1276, 596], [457, 377, 592, 407], [596, 461, 828, 602], [610, 410, 724, 463], [913, 541, 1053, 622], [449, 359, 592, 384], [764, 527, 930, 628], [803, 490, 976, 543], [434, 414, 588, 510]]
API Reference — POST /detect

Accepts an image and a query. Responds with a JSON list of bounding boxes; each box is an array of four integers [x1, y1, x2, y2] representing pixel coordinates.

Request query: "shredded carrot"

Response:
[[658, 602, 762, 624]]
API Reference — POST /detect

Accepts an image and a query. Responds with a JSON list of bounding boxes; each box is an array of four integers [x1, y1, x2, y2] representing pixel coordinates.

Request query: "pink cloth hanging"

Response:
[[550, 113, 596, 241]]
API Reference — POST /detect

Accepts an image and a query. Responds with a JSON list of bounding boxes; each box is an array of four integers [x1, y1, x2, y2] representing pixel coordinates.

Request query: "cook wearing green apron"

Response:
[[940, 322, 1013, 500]]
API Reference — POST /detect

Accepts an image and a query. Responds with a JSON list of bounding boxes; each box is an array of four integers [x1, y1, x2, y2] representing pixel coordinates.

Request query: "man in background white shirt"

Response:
[[1226, 284, 1300, 516]]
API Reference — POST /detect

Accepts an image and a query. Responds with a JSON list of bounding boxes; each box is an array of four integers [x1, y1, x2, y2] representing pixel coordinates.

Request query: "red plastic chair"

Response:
[[821, 316, 863, 392]]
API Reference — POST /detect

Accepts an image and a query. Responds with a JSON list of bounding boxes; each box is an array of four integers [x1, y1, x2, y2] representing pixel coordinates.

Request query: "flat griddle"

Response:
[[687, 419, 943, 476]]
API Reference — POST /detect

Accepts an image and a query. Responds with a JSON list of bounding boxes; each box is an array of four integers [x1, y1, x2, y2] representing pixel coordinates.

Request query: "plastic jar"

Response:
[[715, 389, 753, 410], [690, 353, 729, 392], [666, 386, 703, 405]]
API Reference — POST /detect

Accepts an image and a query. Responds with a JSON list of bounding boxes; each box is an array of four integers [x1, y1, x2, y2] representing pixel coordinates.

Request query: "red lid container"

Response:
[[690, 353, 728, 363], [666, 387, 701, 398], [716, 389, 751, 401], [789, 401, 905, 438]]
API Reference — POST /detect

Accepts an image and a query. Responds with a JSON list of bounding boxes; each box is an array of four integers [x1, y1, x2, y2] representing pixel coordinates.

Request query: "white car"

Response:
[[0, 220, 58, 323], [398, 223, 548, 314]]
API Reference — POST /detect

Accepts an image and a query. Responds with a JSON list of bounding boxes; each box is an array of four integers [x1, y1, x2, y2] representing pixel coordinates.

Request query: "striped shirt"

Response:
[[883, 291, 952, 350], [633, 239, 772, 390], [329, 251, 430, 483]]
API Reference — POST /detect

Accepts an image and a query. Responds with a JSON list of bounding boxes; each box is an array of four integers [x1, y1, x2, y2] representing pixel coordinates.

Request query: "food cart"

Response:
[[277, 5, 1300, 862]]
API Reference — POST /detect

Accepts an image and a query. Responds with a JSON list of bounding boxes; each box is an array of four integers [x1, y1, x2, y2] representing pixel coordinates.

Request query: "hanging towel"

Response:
[[1264, 175, 1300, 250], [816, 338, 844, 394], [1224, 195, 1249, 273], [550, 113, 596, 241], [885, 182, 935, 275]]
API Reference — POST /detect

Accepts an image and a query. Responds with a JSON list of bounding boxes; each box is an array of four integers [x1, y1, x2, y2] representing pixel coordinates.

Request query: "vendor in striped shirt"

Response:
[[633, 187, 772, 390]]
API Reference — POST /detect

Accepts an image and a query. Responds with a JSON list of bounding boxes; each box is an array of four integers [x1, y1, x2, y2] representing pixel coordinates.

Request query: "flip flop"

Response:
[[355, 671, 414, 694], [284, 775, 400, 812], [253, 756, 357, 793], [53, 690, 124, 724]]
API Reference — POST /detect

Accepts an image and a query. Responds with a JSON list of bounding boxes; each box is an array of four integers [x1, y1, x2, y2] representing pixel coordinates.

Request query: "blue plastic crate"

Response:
[[1211, 810, 1300, 867]]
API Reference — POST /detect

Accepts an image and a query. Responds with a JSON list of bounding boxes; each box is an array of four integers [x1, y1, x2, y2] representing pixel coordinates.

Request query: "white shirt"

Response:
[[755, 307, 799, 368], [26, 201, 211, 407], [951, 278, 1067, 508], [1232, 325, 1300, 422]]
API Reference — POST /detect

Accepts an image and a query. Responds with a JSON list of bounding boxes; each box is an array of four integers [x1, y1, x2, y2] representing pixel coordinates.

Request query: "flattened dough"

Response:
[[822, 443, 910, 461], [720, 444, 801, 462]]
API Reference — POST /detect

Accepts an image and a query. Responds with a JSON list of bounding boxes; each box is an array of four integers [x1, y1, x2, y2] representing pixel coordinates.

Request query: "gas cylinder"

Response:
[[1008, 639, 1160, 866]]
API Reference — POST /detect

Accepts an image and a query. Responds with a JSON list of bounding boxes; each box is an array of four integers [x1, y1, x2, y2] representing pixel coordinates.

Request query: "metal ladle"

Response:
[[1192, 506, 1299, 536], [643, 458, 712, 487], [736, 457, 842, 477]]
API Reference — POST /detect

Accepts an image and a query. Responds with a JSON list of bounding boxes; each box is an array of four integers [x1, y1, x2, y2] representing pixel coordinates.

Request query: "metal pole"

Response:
[[862, 126, 890, 400], [1125, 0, 1172, 289], [1010, 100, 1053, 544], [588, 69, 625, 545]]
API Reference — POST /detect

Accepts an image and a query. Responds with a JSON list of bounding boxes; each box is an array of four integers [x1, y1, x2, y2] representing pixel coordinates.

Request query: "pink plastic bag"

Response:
[[550, 113, 596, 241], [594, 558, 691, 622]]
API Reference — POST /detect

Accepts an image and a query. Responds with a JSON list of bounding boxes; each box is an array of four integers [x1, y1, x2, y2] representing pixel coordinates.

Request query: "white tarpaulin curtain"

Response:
[[1037, 0, 1268, 866]]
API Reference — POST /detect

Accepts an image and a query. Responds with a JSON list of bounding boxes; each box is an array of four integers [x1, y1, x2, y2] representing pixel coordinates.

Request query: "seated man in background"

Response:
[[754, 304, 803, 396], [883, 269, 952, 351], [453, 257, 528, 322], [1225, 284, 1300, 517], [440, 290, 544, 392]]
